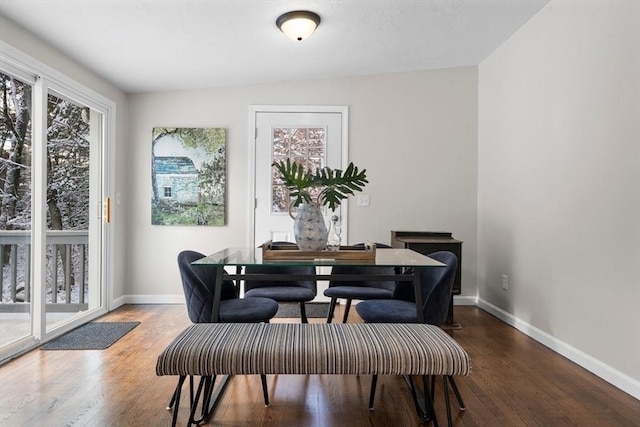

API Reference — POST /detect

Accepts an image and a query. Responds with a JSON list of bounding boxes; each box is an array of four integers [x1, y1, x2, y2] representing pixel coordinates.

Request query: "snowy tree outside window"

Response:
[[271, 127, 325, 214], [1, 71, 91, 305]]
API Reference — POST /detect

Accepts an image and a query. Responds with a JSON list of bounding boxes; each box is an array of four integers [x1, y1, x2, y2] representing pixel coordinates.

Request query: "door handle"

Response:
[[105, 197, 111, 223]]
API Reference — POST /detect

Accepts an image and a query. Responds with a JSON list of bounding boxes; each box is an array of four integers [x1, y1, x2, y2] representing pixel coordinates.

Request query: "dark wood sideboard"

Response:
[[390, 231, 462, 326]]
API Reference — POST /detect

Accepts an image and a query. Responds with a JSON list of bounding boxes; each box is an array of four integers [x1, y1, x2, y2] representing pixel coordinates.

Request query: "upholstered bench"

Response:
[[156, 322, 471, 426]]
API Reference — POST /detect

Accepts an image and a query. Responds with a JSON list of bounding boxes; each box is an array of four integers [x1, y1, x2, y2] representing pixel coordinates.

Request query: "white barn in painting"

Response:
[[154, 156, 198, 205]]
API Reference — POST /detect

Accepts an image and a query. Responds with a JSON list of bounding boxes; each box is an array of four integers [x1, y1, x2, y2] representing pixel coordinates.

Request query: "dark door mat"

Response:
[[41, 321, 140, 350], [275, 302, 329, 319]]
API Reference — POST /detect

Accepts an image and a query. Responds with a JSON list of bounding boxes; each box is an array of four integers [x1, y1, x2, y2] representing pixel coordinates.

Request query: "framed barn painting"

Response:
[[151, 127, 226, 225]]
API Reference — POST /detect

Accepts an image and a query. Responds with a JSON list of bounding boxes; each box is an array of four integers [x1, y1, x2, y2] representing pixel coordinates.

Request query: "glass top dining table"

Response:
[[193, 247, 445, 324], [193, 247, 444, 268]]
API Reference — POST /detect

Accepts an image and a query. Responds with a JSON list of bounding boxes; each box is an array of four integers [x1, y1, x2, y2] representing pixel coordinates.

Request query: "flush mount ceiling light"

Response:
[[276, 10, 321, 41]]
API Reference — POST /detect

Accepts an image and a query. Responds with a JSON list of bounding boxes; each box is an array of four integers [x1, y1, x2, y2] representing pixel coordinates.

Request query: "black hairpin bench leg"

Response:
[[442, 375, 452, 426], [169, 375, 186, 426], [187, 375, 217, 426], [368, 375, 378, 410], [447, 375, 465, 410], [420, 375, 439, 427], [261, 374, 270, 406]]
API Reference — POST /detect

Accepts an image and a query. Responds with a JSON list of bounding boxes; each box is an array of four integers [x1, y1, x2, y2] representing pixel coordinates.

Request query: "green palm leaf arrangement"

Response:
[[273, 158, 368, 211]]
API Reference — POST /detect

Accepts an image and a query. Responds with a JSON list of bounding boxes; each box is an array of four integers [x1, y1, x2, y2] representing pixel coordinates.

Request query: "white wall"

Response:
[[0, 16, 130, 304], [478, 0, 639, 395], [125, 68, 478, 301]]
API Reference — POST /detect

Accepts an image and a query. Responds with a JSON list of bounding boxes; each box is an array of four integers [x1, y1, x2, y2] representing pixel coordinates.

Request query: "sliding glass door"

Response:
[[0, 55, 111, 361], [0, 71, 33, 348], [43, 91, 104, 333]]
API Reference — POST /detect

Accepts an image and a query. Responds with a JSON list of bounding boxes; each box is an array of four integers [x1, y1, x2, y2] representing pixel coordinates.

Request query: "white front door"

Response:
[[251, 106, 349, 302]]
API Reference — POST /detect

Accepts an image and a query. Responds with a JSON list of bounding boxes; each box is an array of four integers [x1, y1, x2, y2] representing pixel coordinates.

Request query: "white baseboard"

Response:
[[477, 298, 640, 400], [112, 294, 185, 306], [454, 295, 478, 305], [115, 294, 476, 307]]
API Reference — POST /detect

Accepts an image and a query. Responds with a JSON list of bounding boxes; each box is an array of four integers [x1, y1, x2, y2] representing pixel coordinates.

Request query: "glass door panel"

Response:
[[0, 72, 33, 347], [271, 127, 326, 214], [44, 93, 102, 331]]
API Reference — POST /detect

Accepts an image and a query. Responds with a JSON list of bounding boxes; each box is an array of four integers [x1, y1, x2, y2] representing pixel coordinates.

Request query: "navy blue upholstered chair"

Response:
[[172, 250, 279, 421], [243, 264, 317, 323], [356, 251, 464, 427], [178, 250, 279, 323], [242, 242, 316, 323], [323, 243, 396, 323]]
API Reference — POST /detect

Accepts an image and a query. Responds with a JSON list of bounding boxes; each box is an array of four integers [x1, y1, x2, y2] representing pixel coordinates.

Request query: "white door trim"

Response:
[[248, 105, 349, 248]]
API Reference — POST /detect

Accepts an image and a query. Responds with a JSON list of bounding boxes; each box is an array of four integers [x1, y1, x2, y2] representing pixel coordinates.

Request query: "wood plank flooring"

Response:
[[0, 305, 638, 426]]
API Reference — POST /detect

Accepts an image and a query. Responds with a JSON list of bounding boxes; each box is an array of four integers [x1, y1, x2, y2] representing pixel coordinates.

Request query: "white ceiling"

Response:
[[0, 0, 549, 94]]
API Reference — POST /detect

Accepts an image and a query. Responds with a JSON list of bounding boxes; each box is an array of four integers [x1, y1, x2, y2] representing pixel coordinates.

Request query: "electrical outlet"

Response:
[[501, 274, 509, 290], [357, 194, 370, 207]]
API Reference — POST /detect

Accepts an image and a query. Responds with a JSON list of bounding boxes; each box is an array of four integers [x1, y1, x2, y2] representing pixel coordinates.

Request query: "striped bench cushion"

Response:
[[156, 323, 471, 377]]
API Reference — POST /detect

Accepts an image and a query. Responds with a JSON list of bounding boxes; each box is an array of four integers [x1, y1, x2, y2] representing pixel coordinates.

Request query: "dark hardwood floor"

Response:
[[0, 304, 638, 426]]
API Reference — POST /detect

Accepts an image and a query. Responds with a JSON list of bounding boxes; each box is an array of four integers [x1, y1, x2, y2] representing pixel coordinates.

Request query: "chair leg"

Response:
[[447, 375, 465, 410], [368, 375, 378, 410], [327, 297, 338, 323], [261, 375, 270, 406], [341, 299, 352, 323], [299, 302, 308, 323]]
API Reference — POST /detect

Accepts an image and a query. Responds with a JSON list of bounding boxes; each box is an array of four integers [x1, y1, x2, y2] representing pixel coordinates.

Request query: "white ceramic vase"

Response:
[[293, 202, 328, 251]]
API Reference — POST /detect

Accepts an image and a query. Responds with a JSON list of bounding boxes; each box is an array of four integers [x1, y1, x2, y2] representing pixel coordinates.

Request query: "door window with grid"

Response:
[[271, 127, 326, 214]]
